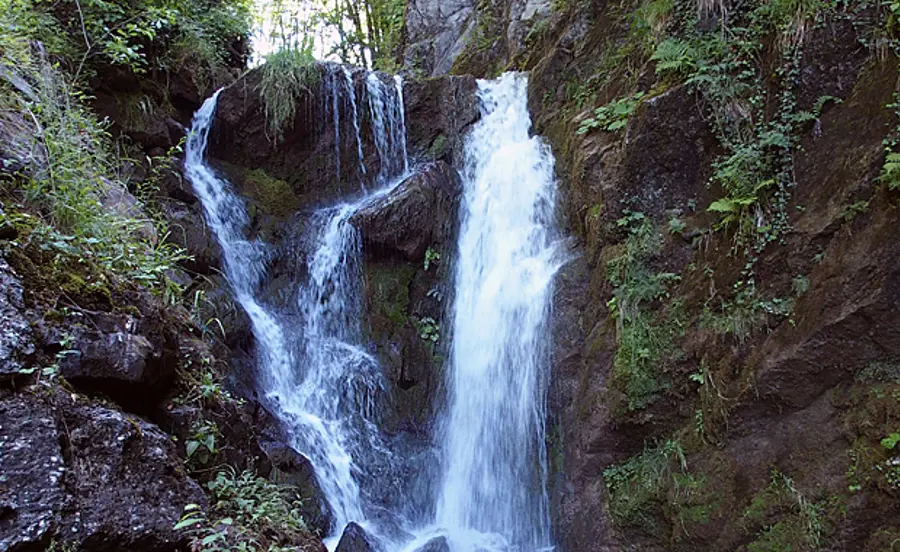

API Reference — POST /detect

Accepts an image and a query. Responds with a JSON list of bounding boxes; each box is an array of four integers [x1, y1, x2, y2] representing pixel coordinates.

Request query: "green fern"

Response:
[[880, 152, 900, 190], [651, 38, 696, 76]]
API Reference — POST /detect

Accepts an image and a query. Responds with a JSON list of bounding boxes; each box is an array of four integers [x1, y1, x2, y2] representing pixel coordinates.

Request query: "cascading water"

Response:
[[185, 72, 413, 550], [184, 91, 293, 393], [366, 73, 408, 184], [187, 68, 559, 552], [433, 72, 562, 552]]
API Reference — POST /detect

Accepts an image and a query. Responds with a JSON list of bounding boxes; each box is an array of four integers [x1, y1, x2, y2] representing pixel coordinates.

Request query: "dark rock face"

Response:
[[521, 5, 900, 551], [0, 393, 66, 552], [161, 198, 220, 275], [208, 65, 354, 212], [57, 311, 178, 409], [335, 522, 378, 552], [0, 258, 34, 380], [403, 75, 479, 165], [0, 388, 204, 552], [351, 161, 462, 260]]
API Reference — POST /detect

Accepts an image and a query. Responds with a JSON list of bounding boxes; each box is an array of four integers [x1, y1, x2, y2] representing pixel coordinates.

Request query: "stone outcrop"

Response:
[[351, 161, 462, 260], [334, 522, 378, 552], [0, 388, 205, 552]]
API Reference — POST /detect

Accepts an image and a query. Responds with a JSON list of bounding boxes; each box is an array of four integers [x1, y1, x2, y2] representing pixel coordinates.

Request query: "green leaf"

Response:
[[881, 433, 900, 450], [186, 440, 200, 458]]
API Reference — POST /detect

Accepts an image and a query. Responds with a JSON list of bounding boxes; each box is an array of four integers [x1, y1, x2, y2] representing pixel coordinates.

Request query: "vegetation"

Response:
[[606, 211, 682, 411], [0, 0, 251, 81], [742, 470, 830, 551], [175, 468, 313, 552], [577, 92, 646, 134], [258, 48, 321, 143], [0, 36, 187, 303], [603, 439, 686, 530]]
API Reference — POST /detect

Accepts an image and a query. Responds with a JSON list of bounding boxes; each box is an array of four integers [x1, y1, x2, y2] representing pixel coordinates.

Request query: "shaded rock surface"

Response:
[[0, 388, 205, 552], [334, 522, 378, 552], [0, 258, 34, 380], [351, 161, 462, 259]]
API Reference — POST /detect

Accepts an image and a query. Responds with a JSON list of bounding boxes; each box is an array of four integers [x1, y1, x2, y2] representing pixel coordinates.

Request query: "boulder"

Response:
[[0, 258, 34, 381], [350, 162, 462, 260], [57, 312, 177, 409], [414, 536, 450, 552], [263, 440, 334, 536], [335, 522, 378, 552], [0, 388, 205, 551], [0, 392, 66, 551]]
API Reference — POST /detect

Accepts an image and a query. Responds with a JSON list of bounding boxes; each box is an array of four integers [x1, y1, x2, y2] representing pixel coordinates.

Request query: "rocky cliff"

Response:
[[402, 0, 900, 550]]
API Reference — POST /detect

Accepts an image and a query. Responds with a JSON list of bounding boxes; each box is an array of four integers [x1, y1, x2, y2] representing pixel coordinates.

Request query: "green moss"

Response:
[[366, 264, 416, 335], [604, 438, 685, 532], [742, 470, 829, 551], [243, 169, 298, 219], [428, 134, 448, 159]]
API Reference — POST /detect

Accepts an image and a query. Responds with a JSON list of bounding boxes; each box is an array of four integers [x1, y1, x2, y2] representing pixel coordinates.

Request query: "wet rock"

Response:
[[0, 388, 204, 551], [414, 536, 450, 552], [57, 312, 177, 409], [335, 522, 378, 552], [0, 393, 66, 551], [0, 258, 34, 381], [350, 162, 462, 260]]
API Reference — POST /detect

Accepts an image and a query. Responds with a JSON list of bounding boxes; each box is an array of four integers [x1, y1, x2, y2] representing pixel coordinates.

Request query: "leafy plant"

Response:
[[175, 468, 311, 552], [258, 48, 320, 143], [186, 419, 219, 466], [577, 92, 646, 135], [424, 247, 441, 271], [416, 317, 440, 344]]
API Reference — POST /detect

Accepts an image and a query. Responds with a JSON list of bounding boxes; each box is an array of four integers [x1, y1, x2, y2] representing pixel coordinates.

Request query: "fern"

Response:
[[651, 38, 696, 76], [880, 152, 900, 190]]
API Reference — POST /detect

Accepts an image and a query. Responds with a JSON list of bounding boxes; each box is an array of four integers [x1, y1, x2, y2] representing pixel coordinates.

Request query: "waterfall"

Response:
[[186, 69, 558, 552], [434, 73, 561, 552], [366, 73, 409, 185], [343, 66, 367, 184], [183, 91, 293, 392], [185, 73, 411, 551]]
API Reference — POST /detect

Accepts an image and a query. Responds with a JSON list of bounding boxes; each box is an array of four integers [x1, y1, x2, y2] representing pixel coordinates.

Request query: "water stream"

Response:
[[186, 70, 559, 552]]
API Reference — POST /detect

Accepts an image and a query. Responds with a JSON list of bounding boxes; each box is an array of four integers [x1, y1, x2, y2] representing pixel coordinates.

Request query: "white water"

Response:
[[187, 71, 559, 552], [434, 73, 561, 552]]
